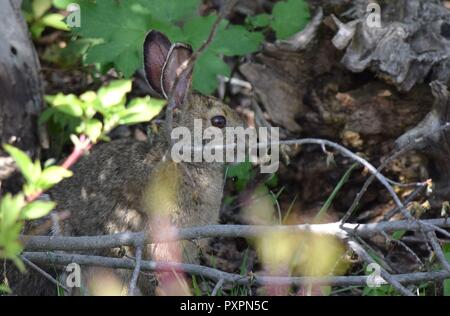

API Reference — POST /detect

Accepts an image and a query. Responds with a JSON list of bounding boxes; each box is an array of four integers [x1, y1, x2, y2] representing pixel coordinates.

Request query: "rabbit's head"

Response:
[[143, 31, 243, 138]]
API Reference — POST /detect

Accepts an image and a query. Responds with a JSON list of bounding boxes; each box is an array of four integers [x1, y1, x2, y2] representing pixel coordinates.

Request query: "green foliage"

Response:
[[363, 284, 398, 296], [391, 230, 406, 240], [0, 194, 26, 263], [315, 163, 358, 222], [22, 0, 69, 38], [3, 145, 72, 197], [227, 161, 254, 192], [247, 0, 310, 39], [52, 0, 73, 9], [271, 0, 310, 39], [41, 79, 166, 143], [25, 0, 311, 92], [230, 249, 252, 296], [0, 283, 11, 294], [1, 80, 163, 267], [246, 14, 272, 29], [444, 243, 450, 296], [71, 0, 264, 94], [0, 144, 72, 267], [191, 275, 203, 296]]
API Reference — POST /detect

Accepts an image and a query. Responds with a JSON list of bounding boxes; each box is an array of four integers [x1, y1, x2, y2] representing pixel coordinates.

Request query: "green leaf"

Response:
[[0, 283, 11, 294], [314, 163, 358, 222], [265, 173, 279, 188], [32, 0, 52, 19], [36, 166, 73, 191], [320, 285, 332, 296], [136, 0, 200, 23], [194, 51, 230, 95], [45, 94, 84, 117], [392, 230, 407, 240], [41, 13, 70, 31], [247, 14, 272, 28], [74, 1, 263, 93], [52, 0, 73, 9], [30, 22, 46, 39], [444, 279, 450, 296], [20, 200, 56, 220], [212, 24, 264, 56], [118, 96, 165, 125], [0, 194, 25, 229], [3, 145, 36, 184], [227, 160, 254, 192], [271, 0, 310, 39], [74, 0, 157, 77], [444, 245, 450, 295], [97, 80, 132, 108], [84, 119, 103, 142], [183, 15, 263, 93]]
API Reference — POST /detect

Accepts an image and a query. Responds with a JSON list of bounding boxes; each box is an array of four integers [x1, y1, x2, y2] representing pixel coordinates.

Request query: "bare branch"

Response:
[[211, 278, 224, 296], [22, 219, 450, 252], [341, 122, 450, 224], [128, 245, 143, 296], [347, 240, 415, 296], [21, 255, 69, 293], [21, 252, 450, 288], [427, 231, 450, 272]]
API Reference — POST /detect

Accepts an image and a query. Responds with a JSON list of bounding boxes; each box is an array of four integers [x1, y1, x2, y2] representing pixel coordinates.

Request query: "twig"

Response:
[[128, 245, 143, 296], [21, 219, 450, 252], [347, 240, 415, 296], [341, 122, 450, 224], [274, 139, 407, 218], [380, 231, 424, 268], [211, 278, 224, 296], [21, 252, 450, 288], [21, 255, 69, 293], [427, 231, 450, 272], [382, 185, 427, 221]]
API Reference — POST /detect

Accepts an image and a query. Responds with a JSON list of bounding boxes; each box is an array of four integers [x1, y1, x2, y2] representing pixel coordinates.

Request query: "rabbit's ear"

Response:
[[143, 31, 171, 97], [161, 43, 193, 105], [143, 30, 193, 105]]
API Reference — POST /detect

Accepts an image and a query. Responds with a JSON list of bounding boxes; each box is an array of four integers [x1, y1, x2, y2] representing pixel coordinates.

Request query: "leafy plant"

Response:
[[0, 145, 71, 269], [22, 0, 70, 38], [1, 80, 165, 275], [270, 0, 310, 39], [40, 79, 166, 144], [444, 243, 450, 296], [70, 0, 263, 94], [227, 160, 254, 192], [246, 0, 310, 39], [314, 163, 358, 222], [65, 0, 309, 94]]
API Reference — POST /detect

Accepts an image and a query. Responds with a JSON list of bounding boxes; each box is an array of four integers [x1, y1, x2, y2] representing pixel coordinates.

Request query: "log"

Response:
[[0, 0, 44, 193]]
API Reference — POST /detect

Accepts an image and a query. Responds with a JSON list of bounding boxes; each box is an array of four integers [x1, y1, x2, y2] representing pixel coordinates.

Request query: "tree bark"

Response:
[[0, 0, 44, 194]]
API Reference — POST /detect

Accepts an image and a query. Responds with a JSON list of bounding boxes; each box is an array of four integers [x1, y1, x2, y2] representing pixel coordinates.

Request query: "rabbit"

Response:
[[3, 30, 243, 296]]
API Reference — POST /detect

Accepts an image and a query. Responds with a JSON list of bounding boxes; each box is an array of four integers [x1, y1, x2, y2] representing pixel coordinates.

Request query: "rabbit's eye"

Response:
[[211, 115, 227, 128]]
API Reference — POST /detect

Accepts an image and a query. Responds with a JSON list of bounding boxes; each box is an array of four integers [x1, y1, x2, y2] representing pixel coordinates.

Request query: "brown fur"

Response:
[[3, 93, 243, 295]]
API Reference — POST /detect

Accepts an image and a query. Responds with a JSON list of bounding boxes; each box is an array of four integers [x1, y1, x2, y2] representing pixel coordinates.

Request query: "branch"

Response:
[[347, 240, 415, 296], [21, 255, 69, 293], [22, 219, 450, 252], [21, 252, 450, 288], [427, 231, 450, 272], [341, 122, 450, 224], [128, 245, 143, 296]]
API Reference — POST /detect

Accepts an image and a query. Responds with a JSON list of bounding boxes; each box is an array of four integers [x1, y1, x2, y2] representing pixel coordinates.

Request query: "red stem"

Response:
[[26, 138, 93, 203]]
